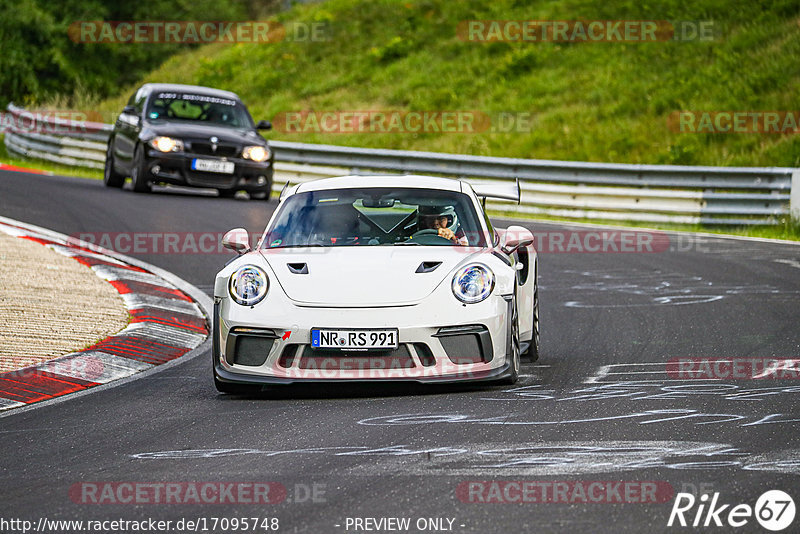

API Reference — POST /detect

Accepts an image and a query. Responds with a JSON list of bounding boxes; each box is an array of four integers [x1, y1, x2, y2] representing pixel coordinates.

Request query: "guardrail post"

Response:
[[792, 170, 800, 221]]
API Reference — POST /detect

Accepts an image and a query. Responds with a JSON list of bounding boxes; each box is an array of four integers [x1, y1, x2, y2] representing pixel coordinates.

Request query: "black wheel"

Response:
[[213, 373, 262, 395], [103, 142, 125, 188], [523, 286, 540, 361], [250, 187, 271, 200], [130, 144, 151, 193], [500, 291, 521, 385]]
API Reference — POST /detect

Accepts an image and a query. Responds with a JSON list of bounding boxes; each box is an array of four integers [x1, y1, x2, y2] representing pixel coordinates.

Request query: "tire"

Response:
[[213, 372, 262, 395], [130, 145, 151, 193], [250, 187, 271, 200], [523, 260, 540, 362], [523, 286, 540, 361], [500, 291, 521, 385], [218, 189, 238, 198], [103, 142, 125, 188]]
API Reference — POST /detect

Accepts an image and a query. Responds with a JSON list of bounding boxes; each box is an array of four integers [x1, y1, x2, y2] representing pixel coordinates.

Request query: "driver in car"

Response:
[[417, 205, 469, 245]]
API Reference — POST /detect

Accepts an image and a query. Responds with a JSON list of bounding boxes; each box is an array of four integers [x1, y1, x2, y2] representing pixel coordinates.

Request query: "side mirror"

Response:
[[256, 120, 272, 131], [222, 228, 251, 254], [501, 225, 534, 254], [122, 105, 137, 115]]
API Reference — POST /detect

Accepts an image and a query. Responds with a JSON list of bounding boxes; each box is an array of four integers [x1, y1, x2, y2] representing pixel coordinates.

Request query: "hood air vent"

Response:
[[287, 263, 308, 274], [415, 261, 442, 274]]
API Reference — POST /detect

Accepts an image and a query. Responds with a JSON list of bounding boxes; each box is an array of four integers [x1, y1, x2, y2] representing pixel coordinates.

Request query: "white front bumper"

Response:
[[214, 289, 512, 383]]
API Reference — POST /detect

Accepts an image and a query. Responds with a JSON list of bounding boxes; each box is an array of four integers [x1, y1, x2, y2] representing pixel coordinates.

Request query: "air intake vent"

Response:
[[233, 336, 274, 366], [413, 343, 436, 367], [288, 263, 308, 274], [415, 261, 442, 273], [434, 325, 493, 364], [299, 346, 414, 370], [278, 344, 299, 368]]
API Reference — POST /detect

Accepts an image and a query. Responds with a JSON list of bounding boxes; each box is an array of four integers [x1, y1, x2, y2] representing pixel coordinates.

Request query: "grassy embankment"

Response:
[[6, 0, 800, 239]]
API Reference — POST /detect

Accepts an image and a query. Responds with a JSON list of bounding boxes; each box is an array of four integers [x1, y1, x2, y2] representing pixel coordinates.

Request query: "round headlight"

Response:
[[150, 136, 183, 153], [243, 145, 269, 162], [452, 264, 495, 304], [229, 265, 269, 306]]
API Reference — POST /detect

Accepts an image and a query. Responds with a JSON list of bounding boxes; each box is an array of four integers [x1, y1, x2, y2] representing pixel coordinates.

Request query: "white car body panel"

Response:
[[258, 247, 484, 307]]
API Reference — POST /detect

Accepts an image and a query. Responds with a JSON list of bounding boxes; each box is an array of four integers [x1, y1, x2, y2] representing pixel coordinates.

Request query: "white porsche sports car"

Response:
[[212, 175, 539, 393]]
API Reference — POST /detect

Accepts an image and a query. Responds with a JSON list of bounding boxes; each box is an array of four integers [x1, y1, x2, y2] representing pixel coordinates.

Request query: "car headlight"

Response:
[[229, 265, 269, 306], [452, 264, 495, 304], [149, 136, 183, 153], [242, 145, 269, 162]]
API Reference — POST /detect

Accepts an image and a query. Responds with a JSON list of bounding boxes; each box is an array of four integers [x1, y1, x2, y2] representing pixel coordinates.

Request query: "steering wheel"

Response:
[[410, 228, 453, 245]]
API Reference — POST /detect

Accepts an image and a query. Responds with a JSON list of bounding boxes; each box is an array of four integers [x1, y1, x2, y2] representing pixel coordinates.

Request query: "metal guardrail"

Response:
[[4, 103, 798, 225]]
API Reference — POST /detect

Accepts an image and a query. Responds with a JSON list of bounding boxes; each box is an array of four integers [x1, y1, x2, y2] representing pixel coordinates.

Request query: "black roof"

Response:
[[140, 83, 241, 100]]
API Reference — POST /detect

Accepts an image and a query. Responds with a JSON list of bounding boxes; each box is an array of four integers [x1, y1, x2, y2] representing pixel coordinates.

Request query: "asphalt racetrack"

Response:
[[1, 170, 799, 533]]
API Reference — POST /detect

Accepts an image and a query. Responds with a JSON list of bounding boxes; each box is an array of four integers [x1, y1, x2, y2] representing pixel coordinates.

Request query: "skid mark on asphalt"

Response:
[[484, 382, 800, 403], [356, 410, 800, 428], [546, 268, 800, 307], [128, 442, 800, 476], [584, 362, 800, 385], [774, 258, 800, 269]]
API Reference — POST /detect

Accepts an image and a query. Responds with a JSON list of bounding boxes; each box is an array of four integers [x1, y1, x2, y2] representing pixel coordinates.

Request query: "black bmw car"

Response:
[[104, 83, 274, 199]]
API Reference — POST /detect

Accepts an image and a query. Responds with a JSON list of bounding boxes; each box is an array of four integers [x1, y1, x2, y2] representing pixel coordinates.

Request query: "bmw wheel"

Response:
[[250, 186, 271, 200], [103, 142, 125, 188], [130, 145, 151, 193]]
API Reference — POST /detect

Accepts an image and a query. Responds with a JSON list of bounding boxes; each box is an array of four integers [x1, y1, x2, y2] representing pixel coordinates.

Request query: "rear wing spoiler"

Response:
[[279, 181, 301, 202], [468, 179, 521, 204]]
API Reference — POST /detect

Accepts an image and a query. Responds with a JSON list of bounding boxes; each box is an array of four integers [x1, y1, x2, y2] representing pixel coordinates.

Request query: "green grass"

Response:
[[89, 0, 800, 167], [0, 134, 102, 179], [4, 0, 799, 240]]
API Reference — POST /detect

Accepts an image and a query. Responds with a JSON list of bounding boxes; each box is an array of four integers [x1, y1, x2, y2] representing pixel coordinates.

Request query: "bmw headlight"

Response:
[[229, 265, 269, 306], [149, 136, 184, 153], [242, 145, 269, 162], [452, 264, 495, 304]]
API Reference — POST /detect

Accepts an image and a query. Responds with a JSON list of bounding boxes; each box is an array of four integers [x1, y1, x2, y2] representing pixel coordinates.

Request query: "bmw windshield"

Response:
[[146, 92, 253, 128], [262, 188, 488, 248]]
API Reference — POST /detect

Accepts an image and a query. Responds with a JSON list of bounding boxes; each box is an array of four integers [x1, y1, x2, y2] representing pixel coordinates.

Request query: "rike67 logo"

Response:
[[668, 490, 795, 531]]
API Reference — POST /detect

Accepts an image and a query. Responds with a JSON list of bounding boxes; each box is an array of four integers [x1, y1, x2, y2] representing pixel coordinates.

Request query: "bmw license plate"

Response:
[[191, 158, 235, 174], [311, 329, 398, 350]]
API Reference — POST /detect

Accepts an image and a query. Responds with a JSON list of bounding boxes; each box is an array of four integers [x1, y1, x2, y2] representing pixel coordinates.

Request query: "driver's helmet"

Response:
[[418, 204, 458, 232]]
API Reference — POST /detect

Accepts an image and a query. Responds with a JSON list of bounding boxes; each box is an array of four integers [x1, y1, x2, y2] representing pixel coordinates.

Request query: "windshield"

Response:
[[262, 188, 488, 248], [146, 92, 253, 128]]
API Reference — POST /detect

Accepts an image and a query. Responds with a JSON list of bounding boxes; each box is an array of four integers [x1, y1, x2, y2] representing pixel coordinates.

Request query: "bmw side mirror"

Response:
[[501, 225, 534, 254], [256, 120, 272, 131], [222, 228, 251, 254]]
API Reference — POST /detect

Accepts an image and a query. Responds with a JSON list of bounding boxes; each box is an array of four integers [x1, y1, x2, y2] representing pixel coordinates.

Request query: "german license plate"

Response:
[[311, 328, 398, 350], [191, 158, 234, 174]]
